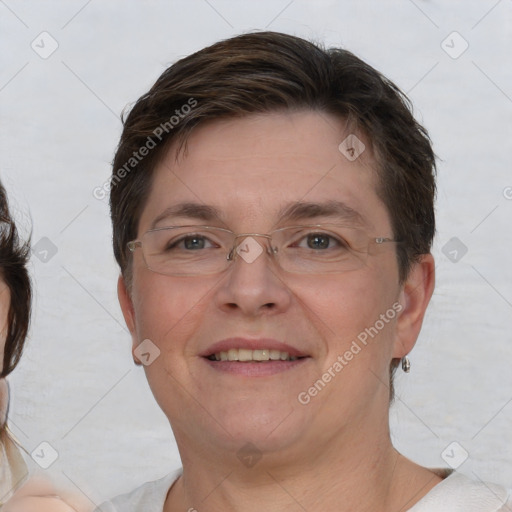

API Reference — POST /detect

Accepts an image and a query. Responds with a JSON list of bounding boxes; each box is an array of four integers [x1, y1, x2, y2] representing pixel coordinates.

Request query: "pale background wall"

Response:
[[1, 0, 511, 505]]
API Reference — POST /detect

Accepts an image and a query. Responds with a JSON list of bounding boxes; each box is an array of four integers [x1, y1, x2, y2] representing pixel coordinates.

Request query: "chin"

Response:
[[214, 404, 308, 453], [173, 399, 308, 456]]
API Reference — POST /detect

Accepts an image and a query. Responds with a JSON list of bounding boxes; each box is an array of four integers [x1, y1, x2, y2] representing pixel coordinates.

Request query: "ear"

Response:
[[117, 275, 142, 366], [393, 253, 435, 358]]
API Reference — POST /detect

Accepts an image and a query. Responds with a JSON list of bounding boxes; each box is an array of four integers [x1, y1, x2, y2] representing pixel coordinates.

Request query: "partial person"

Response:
[[0, 181, 31, 504], [98, 31, 511, 511], [0, 181, 91, 511]]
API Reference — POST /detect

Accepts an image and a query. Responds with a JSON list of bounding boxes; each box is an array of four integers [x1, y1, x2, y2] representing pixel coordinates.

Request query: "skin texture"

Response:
[[118, 110, 439, 512]]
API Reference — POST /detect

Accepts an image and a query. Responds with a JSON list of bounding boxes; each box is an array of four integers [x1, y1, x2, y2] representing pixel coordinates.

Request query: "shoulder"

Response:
[[93, 469, 182, 512], [409, 470, 511, 512]]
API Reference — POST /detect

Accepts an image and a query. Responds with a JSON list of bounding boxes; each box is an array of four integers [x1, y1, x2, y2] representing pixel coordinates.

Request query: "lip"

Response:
[[202, 358, 308, 376], [199, 337, 309, 358]]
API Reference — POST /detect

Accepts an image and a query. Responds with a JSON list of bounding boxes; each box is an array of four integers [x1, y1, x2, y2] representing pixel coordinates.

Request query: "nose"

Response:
[[214, 235, 293, 317]]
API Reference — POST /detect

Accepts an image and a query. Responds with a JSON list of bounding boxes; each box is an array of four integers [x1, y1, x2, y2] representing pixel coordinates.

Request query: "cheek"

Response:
[[296, 271, 399, 415], [130, 273, 224, 422], [131, 272, 218, 354], [293, 267, 399, 358]]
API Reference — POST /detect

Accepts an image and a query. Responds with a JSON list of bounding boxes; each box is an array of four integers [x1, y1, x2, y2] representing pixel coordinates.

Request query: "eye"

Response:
[[305, 233, 332, 250], [166, 234, 217, 251], [295, 232, 347, 250]]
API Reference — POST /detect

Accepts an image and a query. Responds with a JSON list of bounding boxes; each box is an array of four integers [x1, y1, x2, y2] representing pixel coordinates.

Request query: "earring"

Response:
[[401, 356, 411, 373]]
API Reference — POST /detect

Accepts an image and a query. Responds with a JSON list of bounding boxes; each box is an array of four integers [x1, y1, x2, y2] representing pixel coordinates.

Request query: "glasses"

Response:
[[127, 224, 400, 276]]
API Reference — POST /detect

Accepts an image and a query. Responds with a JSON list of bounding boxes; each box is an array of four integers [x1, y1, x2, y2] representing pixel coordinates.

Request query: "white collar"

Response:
[[408, 470, 510, 511]]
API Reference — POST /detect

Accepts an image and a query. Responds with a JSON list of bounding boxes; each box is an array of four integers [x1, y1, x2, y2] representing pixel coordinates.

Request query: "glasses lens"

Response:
[[139, 224, 386, 276], [142, 226, 232, 275], [273, 225, 369, 274]]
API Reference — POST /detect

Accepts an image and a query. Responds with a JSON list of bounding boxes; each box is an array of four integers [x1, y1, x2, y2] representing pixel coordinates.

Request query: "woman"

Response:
[[0, 181, 91, 511], [98, 31, 511, 511], [0, 181, 31, 504]]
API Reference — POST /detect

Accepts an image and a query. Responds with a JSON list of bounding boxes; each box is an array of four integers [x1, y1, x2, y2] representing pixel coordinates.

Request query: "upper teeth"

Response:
[[209, 348, 298, 362]]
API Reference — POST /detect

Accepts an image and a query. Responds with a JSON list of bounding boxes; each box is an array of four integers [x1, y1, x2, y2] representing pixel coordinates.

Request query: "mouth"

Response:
[[206, 348, 304, 362], [200, 338, 311, 376]]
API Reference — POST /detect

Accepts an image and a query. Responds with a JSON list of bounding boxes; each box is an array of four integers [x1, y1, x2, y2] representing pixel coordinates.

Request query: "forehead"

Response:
[[138, 111, 390, 234]]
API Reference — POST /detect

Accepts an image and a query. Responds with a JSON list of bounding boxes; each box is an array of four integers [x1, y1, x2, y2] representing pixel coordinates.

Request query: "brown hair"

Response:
[[0, 182, 31, 378], [110, 31, 436, 400]]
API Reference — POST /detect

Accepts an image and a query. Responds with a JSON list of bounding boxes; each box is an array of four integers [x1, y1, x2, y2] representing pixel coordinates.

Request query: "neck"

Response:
[[165, 416, 441, 512]]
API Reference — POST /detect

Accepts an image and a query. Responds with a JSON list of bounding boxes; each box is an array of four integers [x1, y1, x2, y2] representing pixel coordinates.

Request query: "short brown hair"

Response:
[[110, 31, 436, 400], [0, 182, 31, 378]]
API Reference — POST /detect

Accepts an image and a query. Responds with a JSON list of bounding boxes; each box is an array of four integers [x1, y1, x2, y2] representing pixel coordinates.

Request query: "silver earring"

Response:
[[401, 356, 411, 373]]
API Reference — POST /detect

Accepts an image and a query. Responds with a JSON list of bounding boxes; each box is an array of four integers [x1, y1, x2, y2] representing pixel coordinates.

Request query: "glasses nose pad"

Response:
[[227, 234, 275, 265]]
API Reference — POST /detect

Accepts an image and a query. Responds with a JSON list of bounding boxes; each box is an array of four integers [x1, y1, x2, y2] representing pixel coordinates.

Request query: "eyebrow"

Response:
[[276, 200, 367, 227], [151, 200, 367, 230], [151, 203, 222, 229]]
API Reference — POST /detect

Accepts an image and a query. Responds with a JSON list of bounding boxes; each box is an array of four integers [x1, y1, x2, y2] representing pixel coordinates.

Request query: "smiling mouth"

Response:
[[206, 348, 307, 362]]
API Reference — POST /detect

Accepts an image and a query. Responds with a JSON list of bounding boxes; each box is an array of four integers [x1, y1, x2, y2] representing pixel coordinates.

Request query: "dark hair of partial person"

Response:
[[109, 30, 437, 400], [0, 182, 31, 379]]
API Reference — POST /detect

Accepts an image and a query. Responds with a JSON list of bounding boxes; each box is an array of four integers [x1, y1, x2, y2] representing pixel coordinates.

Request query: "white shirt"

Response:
[[95, 468, 512, 512]]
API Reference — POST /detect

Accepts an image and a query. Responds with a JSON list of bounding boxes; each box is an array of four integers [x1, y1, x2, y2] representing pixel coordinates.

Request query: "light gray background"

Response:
[[1, 0, 511, 506]]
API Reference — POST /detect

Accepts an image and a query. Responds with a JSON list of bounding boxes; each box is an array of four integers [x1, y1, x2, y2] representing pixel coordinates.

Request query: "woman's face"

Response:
[[0, 279, 11, 427], [119, 111, 414, 460]]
